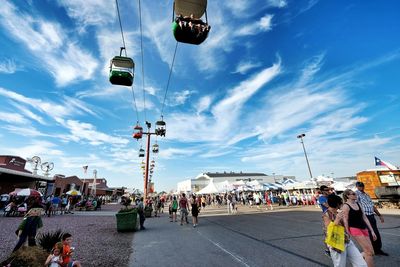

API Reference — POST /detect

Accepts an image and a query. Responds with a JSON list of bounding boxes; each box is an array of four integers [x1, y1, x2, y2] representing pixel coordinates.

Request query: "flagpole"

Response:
[[82, 166, 88, 195]]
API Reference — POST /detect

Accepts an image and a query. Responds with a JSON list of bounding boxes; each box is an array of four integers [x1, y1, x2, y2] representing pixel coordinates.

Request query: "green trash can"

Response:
[[116, 209, 139, 232]]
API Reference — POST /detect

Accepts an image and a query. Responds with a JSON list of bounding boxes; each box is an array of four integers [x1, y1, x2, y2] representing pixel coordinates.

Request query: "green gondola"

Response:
[[109, 55, 134, 86]]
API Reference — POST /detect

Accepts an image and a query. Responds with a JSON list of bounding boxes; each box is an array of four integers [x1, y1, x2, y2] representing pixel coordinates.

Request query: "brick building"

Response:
[[0, 155, 54, 195]]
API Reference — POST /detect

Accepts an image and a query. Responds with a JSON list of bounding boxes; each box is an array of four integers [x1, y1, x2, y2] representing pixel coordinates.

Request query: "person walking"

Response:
[[191, 194, 199, 227], [170, 196, 178, 222], [137, 197, 146, 230], [179, 193, 190, 225], [342, 189, 376, 267], [319, 185, 334, 257], [355, 181, 388, 256], [323, 194, 367, 267], [13, 207, 43, 251]]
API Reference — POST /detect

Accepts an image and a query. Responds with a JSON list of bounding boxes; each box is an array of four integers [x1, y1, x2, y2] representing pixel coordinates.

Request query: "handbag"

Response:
[[325, 221, 345, 252]]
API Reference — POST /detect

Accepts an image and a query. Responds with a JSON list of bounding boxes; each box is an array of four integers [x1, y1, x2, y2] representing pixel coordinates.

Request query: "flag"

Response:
[[83, 165, 88, 174], [375, 157, 397, 170]]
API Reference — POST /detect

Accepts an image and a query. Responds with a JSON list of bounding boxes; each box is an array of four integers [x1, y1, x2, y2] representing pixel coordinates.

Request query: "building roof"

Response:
[[0, 166, 54, 181], [204, 172, 268, 178]]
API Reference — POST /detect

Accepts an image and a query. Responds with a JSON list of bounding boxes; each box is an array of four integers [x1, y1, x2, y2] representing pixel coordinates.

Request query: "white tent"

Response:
[[197, 180, 220, 194], [247, 180, 264, 191], [232, 180, 246, 186], [215, 180, 234, 192], [332, 181, 355, 192]]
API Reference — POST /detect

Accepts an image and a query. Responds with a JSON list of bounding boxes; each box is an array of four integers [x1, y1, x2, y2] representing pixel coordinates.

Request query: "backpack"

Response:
[[172, 200, 178, 210]]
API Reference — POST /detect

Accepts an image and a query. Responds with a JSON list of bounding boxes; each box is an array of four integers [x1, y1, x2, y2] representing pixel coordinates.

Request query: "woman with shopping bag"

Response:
[[323, 194, 367, 267]]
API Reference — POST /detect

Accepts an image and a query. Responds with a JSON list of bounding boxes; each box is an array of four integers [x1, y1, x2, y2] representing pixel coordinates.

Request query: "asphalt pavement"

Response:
[[129, 205, 400, 267]]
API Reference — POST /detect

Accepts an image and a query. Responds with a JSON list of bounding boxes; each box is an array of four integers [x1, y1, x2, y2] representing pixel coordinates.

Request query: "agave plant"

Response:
[[37, 229, 65, 252]]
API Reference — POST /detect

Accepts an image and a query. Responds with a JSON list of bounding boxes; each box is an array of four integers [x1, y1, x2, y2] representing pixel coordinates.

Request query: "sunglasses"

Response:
[[348, 192, 356, 196]]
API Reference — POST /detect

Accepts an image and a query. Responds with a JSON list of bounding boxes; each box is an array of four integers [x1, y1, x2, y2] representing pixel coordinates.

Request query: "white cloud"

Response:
[[0, 59, 17, 74], [57, 0, 115, 28], [0, 111, 29, 124], [0, 1, 99, 86], [168, 90, 195, 106], [62, 119, 129, 146], [233, 60, 262, 74], [236, 14, 274, 36], [158, 147, 198, 159], [0, 140, 64, 159], [1, 125, 48, 137], [9, 102, 47, 125], [0, 87, 97, 121], [167, 59, 281, 142], [266, 0, 288, 8], [196, 96, 212, 114]]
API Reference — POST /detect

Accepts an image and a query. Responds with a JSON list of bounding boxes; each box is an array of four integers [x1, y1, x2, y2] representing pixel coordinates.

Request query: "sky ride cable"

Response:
[[138, 0, 147, 122], [115, 0, 140, 123], [160, 41, 179, 117]]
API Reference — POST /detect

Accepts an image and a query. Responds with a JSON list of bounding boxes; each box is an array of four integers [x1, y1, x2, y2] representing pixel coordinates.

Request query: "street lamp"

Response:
[[297, 133, 313, 180]]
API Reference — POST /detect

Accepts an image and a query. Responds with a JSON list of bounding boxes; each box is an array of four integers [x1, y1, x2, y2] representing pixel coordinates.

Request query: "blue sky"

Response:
[[0, 0, 399, 192]]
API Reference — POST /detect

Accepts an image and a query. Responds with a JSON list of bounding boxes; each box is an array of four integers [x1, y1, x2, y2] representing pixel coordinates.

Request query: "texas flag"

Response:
[[375, 157, 398, 170]]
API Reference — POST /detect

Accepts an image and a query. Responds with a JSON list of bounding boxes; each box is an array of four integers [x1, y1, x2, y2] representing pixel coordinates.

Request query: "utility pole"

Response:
[[143, 121, 156, 200], [297, 133, 313, 180]]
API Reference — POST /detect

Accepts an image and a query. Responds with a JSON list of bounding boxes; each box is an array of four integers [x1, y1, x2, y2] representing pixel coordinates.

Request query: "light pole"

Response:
[[297, 133, 313, 180]]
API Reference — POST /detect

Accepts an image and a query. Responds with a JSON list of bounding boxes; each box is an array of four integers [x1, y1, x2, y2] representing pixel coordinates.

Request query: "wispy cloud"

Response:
[[0, 87, 97, 121], [0, 1, 99, 86], [167, 90, 196, 106], [0, 59, 17, 74], [267, 0, 288, 8], [236, 14, 274, 37], [196, 96, 213, 114], [0, 111, 29, 124], [167, 59, 282, 143], [233, 60, 262, 74]]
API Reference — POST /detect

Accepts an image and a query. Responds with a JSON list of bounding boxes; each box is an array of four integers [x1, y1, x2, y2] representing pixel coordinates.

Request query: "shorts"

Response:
[[349, 227, 369, 236], [180, 208, 188, 216], [171, 208, 177, 213]]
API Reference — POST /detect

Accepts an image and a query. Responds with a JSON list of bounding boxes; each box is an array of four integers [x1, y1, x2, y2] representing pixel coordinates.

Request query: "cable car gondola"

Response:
[[155, 119, 166, 137], [139, 148, 145, 157], [133, 124, 143, 140], [109, 47, 135, 86], [172, 0, 210, 45], [152, 144, 159, 153]]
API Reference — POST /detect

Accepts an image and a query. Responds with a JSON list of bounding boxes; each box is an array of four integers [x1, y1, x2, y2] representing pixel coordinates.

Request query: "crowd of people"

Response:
[[174, 13, 210, 40], [136, 182, 388, 267]]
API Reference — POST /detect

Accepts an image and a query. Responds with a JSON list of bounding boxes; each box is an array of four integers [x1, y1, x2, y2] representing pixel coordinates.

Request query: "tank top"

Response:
[[345, 203, 367, 229], [49, 255, 61, 267]]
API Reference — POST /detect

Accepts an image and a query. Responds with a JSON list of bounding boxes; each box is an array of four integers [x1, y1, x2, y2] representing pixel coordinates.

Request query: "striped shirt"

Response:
[[355, 190, 375, 215]]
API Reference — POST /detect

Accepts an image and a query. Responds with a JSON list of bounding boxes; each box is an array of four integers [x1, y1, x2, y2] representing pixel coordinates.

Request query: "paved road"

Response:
[[129, 206, 400, 267]]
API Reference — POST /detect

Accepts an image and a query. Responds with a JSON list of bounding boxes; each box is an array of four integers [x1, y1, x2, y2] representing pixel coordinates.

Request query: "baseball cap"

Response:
[[355, 181, 365, 187], [319, 185, 329, 191]]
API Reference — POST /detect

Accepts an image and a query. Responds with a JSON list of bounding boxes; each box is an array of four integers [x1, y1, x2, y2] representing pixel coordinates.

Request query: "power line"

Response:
[[138, 0, 147, 121], [115, 0, 139, 122], [161, 42, 179, 116], [115, 0, 127, 56]]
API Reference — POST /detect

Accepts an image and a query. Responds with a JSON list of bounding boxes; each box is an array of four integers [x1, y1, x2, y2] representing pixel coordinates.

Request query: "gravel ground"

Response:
[[0, 203, 134, 267]]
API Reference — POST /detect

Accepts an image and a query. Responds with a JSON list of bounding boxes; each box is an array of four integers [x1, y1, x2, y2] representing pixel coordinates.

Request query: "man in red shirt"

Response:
[[179, 193, 190, 225]]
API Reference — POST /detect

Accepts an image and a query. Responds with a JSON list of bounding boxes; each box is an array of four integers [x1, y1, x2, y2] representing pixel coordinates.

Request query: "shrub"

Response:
[[37, 229, 65, 252]]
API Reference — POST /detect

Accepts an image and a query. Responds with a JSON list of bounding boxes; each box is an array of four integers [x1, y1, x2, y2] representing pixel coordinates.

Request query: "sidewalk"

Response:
[[128, 211, 253, 267]]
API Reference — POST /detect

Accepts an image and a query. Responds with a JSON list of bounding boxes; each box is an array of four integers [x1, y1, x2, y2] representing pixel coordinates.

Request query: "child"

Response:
[[61, 233, 81, 267], [45, 242, 63, 267]]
